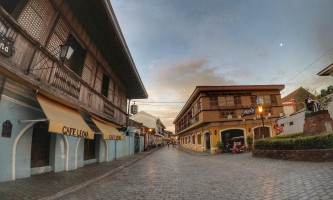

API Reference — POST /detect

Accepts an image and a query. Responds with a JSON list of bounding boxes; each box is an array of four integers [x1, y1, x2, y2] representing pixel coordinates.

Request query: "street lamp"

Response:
[[59, 44, 74, 62], [258, 105, 265, 137]]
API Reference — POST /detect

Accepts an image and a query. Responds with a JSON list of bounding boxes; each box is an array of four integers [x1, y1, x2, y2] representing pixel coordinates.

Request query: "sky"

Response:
[[110, 0, 333, 132]]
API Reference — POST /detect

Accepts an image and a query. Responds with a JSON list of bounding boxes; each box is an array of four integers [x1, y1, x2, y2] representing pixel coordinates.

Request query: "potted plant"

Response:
[[246, 135, 253, 150], [216, 141, 224, 153]]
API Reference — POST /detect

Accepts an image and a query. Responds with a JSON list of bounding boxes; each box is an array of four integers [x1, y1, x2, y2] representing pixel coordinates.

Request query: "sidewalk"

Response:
[[176, 146, 216, 156], [0, 147, 161, 200]]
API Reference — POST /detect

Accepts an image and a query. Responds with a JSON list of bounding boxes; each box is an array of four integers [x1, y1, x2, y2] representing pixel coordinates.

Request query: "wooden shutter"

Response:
[[18, 0, 55, 42], [46, 18, 69, 57]]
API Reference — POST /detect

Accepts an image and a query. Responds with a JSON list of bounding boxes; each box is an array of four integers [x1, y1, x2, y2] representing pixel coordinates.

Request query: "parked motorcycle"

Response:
[[230, 136, 247, 153]]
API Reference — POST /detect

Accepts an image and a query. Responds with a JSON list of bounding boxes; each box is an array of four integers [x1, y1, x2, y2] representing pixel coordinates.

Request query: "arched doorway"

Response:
[[221, 129, 245, 149], [30, 122, 51, 168], [205, 132, 210, 150], [253, 126, 270, 140]]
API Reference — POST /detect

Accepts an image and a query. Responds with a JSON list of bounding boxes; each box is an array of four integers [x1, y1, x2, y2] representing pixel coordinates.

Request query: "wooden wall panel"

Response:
[[10, 34, 34, 69], [94, 78, 102, 93], [81, 65, 92, 84], [79, 85, 90, 105]]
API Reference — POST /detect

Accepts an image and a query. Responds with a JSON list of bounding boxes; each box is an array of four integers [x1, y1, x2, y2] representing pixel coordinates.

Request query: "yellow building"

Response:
[[174, 85, 285, 153]]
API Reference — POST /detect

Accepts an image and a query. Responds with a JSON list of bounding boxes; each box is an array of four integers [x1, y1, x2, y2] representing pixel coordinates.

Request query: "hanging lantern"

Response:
[[59, 44, 74, 62]]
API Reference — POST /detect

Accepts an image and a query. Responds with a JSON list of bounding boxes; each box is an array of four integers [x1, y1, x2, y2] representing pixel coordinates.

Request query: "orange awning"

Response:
[[36, 94, 94, 139]]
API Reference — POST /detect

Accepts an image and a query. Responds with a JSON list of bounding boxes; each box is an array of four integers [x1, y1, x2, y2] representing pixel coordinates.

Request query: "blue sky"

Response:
[[110, 0, 333, 131]]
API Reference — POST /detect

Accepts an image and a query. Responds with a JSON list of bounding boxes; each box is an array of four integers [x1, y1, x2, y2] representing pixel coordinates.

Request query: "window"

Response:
[[210, 96, 218, 107], [271, 95, 278, 105], [188, 136, 190, 144], [250, 96, 257, 105], [193, 100, 201, 115], [1, 120, 12, 138], [219, 110, 236, 118], [0, 20, 7, 36], [1, 0, 28, 19], [263, 95, 271, 105], [218, 96, 234, 107], [192, 135, 195, 144], [234, 96, 242, 105], [66, 34, 86, 76], [197, 134, 202, 145], [101, 73, 109, 97], [289, 122, 294, 126]]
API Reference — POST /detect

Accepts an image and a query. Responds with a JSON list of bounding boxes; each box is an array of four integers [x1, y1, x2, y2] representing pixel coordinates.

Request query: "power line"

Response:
[[286, 47, 333, 84], [133, 101, 186, 103]]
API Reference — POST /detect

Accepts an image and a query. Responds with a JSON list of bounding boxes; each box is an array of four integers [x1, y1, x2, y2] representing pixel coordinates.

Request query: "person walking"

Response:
[[167, 142, 170, 148]]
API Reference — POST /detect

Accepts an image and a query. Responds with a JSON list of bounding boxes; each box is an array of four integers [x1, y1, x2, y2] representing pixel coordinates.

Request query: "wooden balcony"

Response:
[[0, 11, 126, 126]]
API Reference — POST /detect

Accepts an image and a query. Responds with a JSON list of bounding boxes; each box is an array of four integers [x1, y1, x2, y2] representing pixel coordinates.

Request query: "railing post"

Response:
[[25, 42, 41, 75]]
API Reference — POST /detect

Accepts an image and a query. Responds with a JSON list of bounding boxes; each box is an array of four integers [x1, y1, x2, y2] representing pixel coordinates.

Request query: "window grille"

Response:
[[18, 0, 55, 41]]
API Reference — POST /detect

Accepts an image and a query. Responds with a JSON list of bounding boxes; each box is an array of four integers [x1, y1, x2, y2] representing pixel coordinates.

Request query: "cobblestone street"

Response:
[[59, 147, 333, 200]]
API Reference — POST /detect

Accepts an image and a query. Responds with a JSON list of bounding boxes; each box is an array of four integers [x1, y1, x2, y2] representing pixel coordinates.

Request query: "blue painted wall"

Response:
[[0, 76, 143, 182]]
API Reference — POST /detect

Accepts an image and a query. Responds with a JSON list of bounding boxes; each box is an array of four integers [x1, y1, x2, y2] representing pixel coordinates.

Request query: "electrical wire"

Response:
[[286, 47, 333, 84]]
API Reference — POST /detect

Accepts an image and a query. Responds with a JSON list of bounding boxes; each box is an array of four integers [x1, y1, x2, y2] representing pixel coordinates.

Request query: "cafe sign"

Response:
[[241, 108, 255, 117], [103, 134, 124, 140], [0, 35, 15, 57]]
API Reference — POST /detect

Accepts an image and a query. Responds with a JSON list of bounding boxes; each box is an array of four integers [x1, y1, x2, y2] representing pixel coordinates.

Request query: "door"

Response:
[[205, 132, 210, 150], [31, 122, 50, 168], [254, 127, 270, 140], [84, 139, 96, 160], [135, 134, 140, 153]]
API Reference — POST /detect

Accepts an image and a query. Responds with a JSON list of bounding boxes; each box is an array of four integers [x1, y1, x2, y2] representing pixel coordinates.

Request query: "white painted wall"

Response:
[[277, 111, 305, 134]]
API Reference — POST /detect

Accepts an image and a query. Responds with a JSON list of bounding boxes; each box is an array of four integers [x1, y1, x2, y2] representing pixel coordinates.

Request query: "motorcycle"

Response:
[[229, 136, 247, 153]]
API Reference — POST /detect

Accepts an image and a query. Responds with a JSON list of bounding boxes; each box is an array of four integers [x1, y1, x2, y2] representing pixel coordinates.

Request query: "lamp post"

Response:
[[258, 105, 264, 137]]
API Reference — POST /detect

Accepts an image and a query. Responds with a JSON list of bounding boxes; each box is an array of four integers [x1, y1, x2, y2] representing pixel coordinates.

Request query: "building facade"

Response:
[[174, 85, 284, 153], [0, 0, 147, 182], [130, 111, 167, 148]]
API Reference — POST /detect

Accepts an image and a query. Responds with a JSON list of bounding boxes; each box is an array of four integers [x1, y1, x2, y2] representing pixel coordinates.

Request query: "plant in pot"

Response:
[[246, 135, 253, 150], [216, 141, 224, 153]]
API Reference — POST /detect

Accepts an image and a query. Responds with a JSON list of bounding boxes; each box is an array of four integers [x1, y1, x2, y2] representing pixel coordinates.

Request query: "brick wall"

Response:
[[303, 110, 333, 135], [252, 149, 333, 162]]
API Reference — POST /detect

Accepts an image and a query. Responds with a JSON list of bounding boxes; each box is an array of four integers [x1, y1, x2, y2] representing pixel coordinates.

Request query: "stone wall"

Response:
[[303, 110, 333, 135], [252, 149, 333, 162]]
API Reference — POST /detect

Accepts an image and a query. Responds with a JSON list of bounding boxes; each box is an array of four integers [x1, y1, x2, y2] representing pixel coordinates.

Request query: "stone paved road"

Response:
[[59, 147, 333, 200]]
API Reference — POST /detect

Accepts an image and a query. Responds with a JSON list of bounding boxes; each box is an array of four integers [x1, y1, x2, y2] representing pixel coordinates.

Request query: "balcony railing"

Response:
[[0, 10, 125, 125], [176, 115, 199, 133]]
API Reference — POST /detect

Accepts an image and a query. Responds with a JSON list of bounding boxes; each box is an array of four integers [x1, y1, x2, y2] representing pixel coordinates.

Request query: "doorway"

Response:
[[30, 122, 50, 168], [84, 138, 96, 161], [205, 132, 210, 150], [221, 129, 245, 149], [254, 127, 270, 140], [135, 133, 140, 153]]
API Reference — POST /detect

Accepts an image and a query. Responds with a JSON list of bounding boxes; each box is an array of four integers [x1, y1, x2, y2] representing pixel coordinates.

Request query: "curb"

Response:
[[175, 147, 216, 156], [38, 147, 162, 200]]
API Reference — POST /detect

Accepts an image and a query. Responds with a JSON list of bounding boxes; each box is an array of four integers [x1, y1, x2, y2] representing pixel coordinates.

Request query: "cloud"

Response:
[[137, 57, 237, 131], [151, 57, 235, 100]]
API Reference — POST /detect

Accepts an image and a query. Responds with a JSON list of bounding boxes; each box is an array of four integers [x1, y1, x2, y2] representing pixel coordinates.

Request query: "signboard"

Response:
[[241, 108, 255, 117], [0, 35, 15, 57]]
